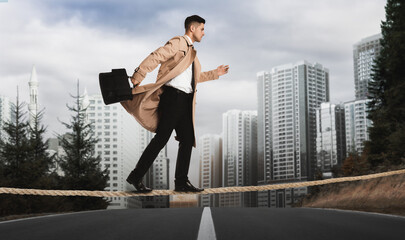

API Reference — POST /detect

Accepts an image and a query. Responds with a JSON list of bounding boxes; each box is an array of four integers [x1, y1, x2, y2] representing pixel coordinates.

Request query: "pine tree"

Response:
[[366, 0, 405, 168], [0, 90, 65, 216], [58, 81, 108, 211], [0, 92, 32, 216], [27, 110, 56, 188], [0, 92, 30, 188]]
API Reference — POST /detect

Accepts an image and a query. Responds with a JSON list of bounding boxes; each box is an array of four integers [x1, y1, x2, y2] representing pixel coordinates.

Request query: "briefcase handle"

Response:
[[127, 75, 141, 89], [128, 76, 140, 89]]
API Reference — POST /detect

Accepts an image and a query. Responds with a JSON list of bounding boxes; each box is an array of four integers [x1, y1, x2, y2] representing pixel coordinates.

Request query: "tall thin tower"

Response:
[[28, 65, 39, 128]]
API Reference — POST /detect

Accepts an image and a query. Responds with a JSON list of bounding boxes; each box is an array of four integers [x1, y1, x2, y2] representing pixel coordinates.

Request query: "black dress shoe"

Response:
[[174, 180, 204, 192], [126, 174, 152, 193]]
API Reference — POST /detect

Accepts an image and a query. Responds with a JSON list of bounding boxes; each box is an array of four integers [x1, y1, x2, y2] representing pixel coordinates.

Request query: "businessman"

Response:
[[121, 15, 229, 192]]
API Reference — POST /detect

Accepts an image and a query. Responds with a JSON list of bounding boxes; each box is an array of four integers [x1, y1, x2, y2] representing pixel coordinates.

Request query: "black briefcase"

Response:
[[99, 68, 133, 105]]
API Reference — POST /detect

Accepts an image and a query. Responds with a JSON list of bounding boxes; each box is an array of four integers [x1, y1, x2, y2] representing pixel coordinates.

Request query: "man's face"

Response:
[[192, 23, 205, 42]]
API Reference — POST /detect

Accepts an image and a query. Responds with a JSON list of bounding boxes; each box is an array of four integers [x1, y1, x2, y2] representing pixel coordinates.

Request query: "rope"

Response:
[[1, 169, 404, 197]]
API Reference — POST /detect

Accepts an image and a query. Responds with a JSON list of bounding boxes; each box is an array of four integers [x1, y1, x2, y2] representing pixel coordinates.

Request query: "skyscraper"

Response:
[[257, 60, 330, 182], [344, 99, 372, 155], [353, 33, 382, 100], [85, 94, 139, 209], [198, 134, 222, 207], [315, 102, 346, 177], [28, 65, 39, 128], [0, 95, 12, 142], [344, 33, 381, 155], [221, 110, 257, 207], [222, 109, 257, 187], [257, 71, 272, 184], [85, 94, 170, 208]]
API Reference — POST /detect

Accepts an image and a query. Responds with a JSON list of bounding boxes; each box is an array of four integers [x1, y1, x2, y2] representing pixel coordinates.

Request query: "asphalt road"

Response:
[[0, 208, 404, 240]]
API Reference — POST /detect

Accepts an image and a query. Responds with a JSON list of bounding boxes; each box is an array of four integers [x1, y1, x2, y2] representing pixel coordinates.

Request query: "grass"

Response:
[[301, 174, 405, 216]]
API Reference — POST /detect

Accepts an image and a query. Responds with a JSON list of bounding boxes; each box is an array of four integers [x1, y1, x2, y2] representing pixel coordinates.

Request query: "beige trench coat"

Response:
[[121, 35, 219, 147]]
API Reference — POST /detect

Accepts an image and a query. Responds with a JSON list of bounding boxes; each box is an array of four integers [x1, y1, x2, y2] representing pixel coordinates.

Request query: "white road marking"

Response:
[[197, 207, 217, 240], [0, 209, 107, 224], [307, 207, 405, 219]]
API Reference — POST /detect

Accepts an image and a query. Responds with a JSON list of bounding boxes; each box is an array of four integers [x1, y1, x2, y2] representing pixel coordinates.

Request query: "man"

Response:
[[121, 15, 229, 192]]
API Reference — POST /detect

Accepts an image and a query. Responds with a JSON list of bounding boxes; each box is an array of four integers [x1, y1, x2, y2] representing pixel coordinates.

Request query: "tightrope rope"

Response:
[[1, 169, 404, 197]]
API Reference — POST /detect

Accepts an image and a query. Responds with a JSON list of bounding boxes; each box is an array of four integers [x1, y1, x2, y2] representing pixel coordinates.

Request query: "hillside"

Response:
[[300, 173, 405, 216]]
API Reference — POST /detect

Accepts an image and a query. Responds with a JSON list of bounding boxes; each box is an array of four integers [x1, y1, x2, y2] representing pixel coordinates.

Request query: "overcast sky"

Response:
[[0, 0, 386, 186]]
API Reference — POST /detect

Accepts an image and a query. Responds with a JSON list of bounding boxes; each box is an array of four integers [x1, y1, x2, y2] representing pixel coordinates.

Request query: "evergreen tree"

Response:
[[27, 110, 56, 188], [58, 81, 108, 211], [25, 109, 64, 215], [0, 93, 34, 216], [0, 91, 63, 216], [366, 0, 405, 168], [0, 93, 30, 188]]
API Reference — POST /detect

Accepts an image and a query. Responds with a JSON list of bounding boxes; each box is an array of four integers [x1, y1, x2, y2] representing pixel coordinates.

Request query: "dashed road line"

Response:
[[197, 207, 217, 240]]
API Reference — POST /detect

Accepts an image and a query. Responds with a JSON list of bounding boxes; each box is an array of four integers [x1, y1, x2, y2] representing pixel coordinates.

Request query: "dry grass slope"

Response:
[[302, 174, 405, 216]]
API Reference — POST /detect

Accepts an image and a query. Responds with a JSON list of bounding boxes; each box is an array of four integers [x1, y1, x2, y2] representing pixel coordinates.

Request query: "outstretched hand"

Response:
[[217, 65, 230, 76]]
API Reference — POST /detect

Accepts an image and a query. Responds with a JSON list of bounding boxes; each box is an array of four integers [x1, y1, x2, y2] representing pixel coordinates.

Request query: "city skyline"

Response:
[[1, 0, 385, 136], [0, 0, 386, 186]]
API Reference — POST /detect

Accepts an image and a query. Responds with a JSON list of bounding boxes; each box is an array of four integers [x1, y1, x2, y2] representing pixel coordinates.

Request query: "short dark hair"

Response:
[[184, 15, 205, 30]]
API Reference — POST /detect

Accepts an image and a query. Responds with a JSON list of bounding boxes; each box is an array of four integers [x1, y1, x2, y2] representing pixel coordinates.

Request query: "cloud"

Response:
[[0, 1, 164, 136], [0, 0, 387, 186]]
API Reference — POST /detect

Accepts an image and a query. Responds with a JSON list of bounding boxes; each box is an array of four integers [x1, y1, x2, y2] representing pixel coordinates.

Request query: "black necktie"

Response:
[[191, 62, 195, 92]]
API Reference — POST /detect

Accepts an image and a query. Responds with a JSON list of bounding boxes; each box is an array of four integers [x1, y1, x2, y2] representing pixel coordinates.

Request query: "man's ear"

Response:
[[190, 24, 195, 33]]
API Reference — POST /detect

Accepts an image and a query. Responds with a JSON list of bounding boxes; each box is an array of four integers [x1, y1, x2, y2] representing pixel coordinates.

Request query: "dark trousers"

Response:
[[131, 86, 194, 184]]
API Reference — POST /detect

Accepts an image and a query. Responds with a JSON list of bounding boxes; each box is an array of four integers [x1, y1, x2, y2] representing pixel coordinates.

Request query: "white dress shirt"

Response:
[[165, 35, 194, 93]]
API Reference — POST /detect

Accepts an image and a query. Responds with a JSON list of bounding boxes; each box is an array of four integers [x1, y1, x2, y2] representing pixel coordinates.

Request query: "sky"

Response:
[[0, 0, 386, 186]]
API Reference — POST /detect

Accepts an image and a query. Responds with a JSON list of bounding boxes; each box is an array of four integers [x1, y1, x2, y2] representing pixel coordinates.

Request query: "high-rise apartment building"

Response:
[[344, 99, 372, 155], [0, 95, 12, 142], [315, 102, 346, 177], [85, 94, 139, 209], [85, 95, 170, 209], [257, 61, 330, 182], [221, 110, 257, 208], [353, 33, 382, 100], [222, 109, 257, 187], [344, 33, 380, 155], [257, 71, 272, 184], [198, 134, 222, 207]]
